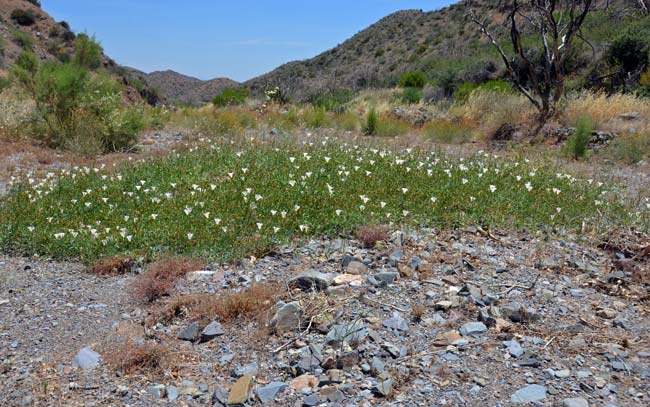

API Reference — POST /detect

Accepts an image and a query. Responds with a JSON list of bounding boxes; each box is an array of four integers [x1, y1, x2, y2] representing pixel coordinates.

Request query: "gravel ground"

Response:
[[1, 228, 648, 406]]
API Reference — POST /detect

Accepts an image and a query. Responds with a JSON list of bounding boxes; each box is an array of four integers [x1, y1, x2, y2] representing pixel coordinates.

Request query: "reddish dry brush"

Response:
[[104, 340, 174, 375], [155, 282, 284, 326], [91, 256, 135, 276], [131, 257, 205, 303], [355, 224, 389, 248]]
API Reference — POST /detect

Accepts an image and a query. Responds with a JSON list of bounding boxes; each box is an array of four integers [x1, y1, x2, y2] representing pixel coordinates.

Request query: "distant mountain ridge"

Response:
[[244, 0, 644, 100], [125, 69, 240, 105]]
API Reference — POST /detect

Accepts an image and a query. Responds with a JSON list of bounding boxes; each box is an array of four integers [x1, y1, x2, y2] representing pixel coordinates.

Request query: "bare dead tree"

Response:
[[638, 0, 649, 14], [467, 0, 594, 126]]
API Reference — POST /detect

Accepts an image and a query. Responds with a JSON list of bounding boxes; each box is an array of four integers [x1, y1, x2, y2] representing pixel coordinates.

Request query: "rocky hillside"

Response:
[[245, 0, 644, 100], [126, 68, 240, 106], [0, 0, 120, 73]]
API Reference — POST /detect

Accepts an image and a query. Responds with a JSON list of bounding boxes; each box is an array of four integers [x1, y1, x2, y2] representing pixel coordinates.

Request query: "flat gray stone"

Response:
[[511, 384, 547, 403], [257, 382, 287, 404], [177, 322, 199, 342], [288, 271, 332, 291], [459, 322, 487, 336], [72, 347, 101, 369], [383, 313, 409, 331], [503, 340, 524, 358], [270, 301, 303, 334], [200, 321, 225, 343], [562, 398, 589, 407], [166, 386, 179, 401]]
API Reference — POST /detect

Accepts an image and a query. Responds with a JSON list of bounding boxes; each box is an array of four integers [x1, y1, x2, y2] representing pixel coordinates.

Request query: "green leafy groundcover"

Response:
[[0, 139, 639, 262]]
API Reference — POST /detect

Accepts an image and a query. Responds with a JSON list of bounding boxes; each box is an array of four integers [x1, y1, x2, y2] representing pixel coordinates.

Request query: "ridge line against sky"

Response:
[[43, 0, 453, 82]]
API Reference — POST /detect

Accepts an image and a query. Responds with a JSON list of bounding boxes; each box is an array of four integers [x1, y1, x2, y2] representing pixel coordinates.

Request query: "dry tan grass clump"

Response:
[[91, 256, 134, 276], [450, 90, 535, 136], [157, 282, 283, 325], [131, 257, 205, 303], [563, 92, 650, 132], [355, 224, 390, 248], [104, 340, 174, 375]]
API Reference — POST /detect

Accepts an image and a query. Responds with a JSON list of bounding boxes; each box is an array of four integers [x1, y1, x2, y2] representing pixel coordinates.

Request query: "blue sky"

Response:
[[42, 1, 453, 82]]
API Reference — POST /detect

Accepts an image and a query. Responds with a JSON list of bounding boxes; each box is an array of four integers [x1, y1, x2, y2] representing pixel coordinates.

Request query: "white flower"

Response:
[[288, 180, 296, 187], [489, 185, 497, 193], [54, 232, 65, 239], [462, 178, 468, 185], [294, 205, 301, 212], [380, 201, 387, 208], [402, 210, 410, 216], [525, 182, 532, 192], [430, 196, 437, 203], [469, 196, 476, 202], [552, 188, 561, 195], [299, 225, 309, 232], [256, 223, 263, 230], [203, 212, 211, 219], [255, 194, 263, 201], [27, 226, 35, 232], [270, 210, 277, 216], [360, 195, 370, 203], [401, 188, 408, 194], [151, 214, 158, 220], [273, 227, 280, 233], [187, 233, 194, 240], [335, 209, 343, 216], [184, 207, 192, 215], [556, 207, 562, 213]]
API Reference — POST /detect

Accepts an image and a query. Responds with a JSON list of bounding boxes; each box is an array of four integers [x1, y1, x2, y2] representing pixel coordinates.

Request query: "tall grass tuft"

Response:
[[565, 117, 593, 160], [364, 108, 378, 135]]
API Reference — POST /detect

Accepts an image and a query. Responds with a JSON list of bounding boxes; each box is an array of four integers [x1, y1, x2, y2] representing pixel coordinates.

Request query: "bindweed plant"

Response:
[[0, 137, 643, 262]]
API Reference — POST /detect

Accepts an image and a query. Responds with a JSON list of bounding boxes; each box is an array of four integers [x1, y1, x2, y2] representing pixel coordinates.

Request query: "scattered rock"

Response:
[[72, 348, 101, 369], [227, 375, 254, 405], [270, 301, 303, 334], [562, 397, 589, 407], [257, 382, 288, 405], [289, 271, 331, 291], [346, 261, 368, 275], [383, 313, 409, 331], [177, 322, 200, 342], [511, 384, 547, 403], [200, 320, 225, 343], [459, 322, 487, 336], [290, 374, 318, 390]]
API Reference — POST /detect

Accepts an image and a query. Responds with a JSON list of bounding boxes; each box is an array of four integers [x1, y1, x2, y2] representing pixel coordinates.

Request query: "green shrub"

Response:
[[265, 87, 290, 104], [375, 117, 410, 137], [309, 89, 354, 112], [11, 9, 35, 26], [564, 117, 593, 160], [609, 133, 650, 164], [48, 26, 60, 38], [399, 71, 427, 88], [12, 30, 33, 50], [62, 31, 76, 43], [400, 87, 422, 104], [608, 28, 650, 73], [364, 108, 378, 135], [73, 34, 102, 69], [11, 51, 143, 154], [303, 106, 330, 129], [333, 112, 360, 131], [212, 87, 249, 107], [0, 76, 10, 94], [454, 80, 511, 102], [422, 120, 474, 144]]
